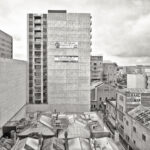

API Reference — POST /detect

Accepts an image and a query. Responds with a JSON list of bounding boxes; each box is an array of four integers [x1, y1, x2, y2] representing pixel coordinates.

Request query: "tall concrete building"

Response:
[[28, 10, 92, 112], [0, 30, 13, 59]]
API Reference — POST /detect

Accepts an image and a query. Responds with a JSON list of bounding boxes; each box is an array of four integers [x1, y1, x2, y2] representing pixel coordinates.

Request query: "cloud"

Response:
[[0, 0, 150, 65]]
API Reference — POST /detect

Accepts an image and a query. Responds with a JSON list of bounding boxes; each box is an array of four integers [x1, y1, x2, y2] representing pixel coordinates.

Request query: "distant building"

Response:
[[0, 30, 13, 59], [103, 62, 118, 86], [0, 58, 27, 136], [124, 105, 150, 150], [90, 81, 117, 111], [127, 74, 146, 89], [117, 88, 150, 113], [144, 68, 150, 89], [90, 55, 103, 81]]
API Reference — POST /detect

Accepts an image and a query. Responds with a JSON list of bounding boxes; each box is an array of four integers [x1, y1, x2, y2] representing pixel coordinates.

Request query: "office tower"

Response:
[[0, 30, 13, 58], [28, 10, 92, 112], [91, 55, 103, 82], [27, 14, 47, 104]]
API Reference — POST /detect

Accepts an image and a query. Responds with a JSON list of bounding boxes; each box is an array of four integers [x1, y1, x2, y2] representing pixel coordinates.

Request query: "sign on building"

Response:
[[54, 56, 78, 62], [55, 42, 78, 49]]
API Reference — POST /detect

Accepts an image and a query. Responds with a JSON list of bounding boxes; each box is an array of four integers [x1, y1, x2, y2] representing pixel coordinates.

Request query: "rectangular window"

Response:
[[54, 56, 78, 62], [126, 121, 128, 126], [35, 44, 41, 49]]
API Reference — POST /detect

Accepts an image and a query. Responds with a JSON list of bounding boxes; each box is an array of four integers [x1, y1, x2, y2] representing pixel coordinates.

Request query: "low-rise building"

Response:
[[117, 88, 150, 149], [123, 105, 150, 150], [105, 100, 117, 134], [91, 81, 117, 111]]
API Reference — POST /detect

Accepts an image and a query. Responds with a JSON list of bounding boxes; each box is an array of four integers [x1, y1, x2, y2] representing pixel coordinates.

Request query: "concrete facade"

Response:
[[0, 30, 13, 59], [91, 82, 117, 111], [0, 59, 27, 131], [91, 56, 103, 82], [127, 74, 146, 89], [103, 62, 118, 86], [27, 13, 48, 104], [47, 10, 92, 112], [124, 106, 150, 150]]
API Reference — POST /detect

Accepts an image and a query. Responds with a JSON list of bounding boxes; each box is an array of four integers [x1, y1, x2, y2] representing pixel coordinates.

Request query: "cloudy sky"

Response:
[[0, 0, 150, 66]]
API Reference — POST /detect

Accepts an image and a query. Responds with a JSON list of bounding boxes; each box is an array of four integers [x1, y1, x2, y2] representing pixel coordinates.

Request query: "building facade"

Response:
[[28, 10, 92, 112], [0, 58, 27, 136], [103, 62, 118, 86], [27, 13, 48, 104], [127, 74, 146, 89], [0, 30, 13, 59], [90, 55, 103, 82], [91, 81, 117, 111], [47, 10, 92, 112], [123, 105, 150, 150]]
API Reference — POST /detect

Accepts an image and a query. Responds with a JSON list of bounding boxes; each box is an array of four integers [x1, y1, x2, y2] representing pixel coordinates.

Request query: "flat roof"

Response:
[[118, 88, 150, 94]]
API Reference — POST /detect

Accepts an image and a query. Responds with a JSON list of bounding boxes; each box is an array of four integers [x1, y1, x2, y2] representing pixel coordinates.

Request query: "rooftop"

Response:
[[4, 111, 119, 150], [118, 88, 150, 94], [128, 105, 150, 130]]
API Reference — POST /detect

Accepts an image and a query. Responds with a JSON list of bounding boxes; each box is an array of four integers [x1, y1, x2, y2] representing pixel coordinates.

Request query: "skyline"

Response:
[[0, 0, 150, 66]]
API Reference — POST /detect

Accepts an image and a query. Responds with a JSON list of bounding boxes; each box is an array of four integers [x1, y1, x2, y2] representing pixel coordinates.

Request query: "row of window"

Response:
[[126, 121, 147, 142]]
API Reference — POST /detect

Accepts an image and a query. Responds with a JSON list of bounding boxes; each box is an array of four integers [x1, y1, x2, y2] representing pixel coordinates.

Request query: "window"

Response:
[[133, 127, 136, 133], [94, 67, 96, 70], [133, 140, 136, 145], [43, 14, 47, 18], [126, 121, 128, 126], [29, 21, 33, 25], [142, 134, 146, 141], [94, 63, 97, 66], [29, 27, 33, 32], [35, 44, 41, 49]]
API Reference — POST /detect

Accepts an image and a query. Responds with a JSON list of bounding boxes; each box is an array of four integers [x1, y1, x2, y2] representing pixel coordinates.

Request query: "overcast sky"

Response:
[[0, 0, 150, 66]]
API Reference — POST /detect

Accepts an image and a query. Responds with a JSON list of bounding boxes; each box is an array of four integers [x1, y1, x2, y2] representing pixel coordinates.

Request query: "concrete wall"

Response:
[[97, 84, 117, 102], [124, 114, 150, 150], [91, 56, 103, 81], [47, 12, 91, 112], [0, 30, 13, 59], [127, 74, 146, 89], [0, 59, 27, 128], [116, 92, 126, 126], [103, 63, 117, 86]]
